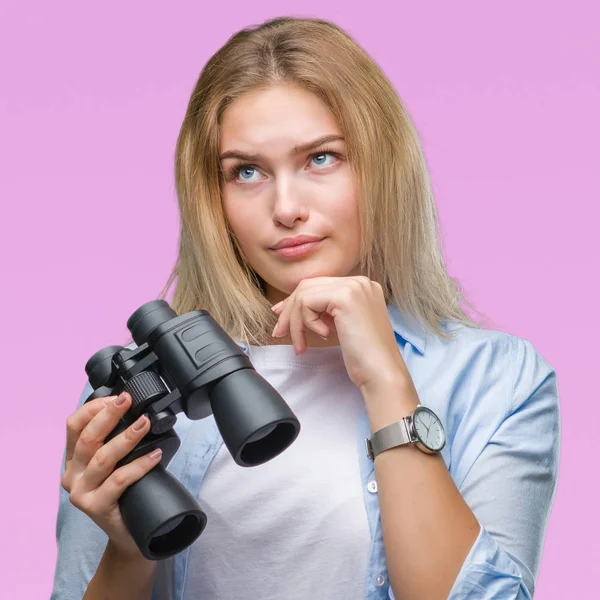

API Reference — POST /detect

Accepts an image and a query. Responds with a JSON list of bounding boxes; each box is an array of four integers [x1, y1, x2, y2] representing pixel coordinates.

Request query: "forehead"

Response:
[[219, 84, 341, 152]]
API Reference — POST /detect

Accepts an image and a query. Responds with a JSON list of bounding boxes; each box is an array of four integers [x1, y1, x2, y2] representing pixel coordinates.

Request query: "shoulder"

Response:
[[431, 320, 558, 418], [420, 322, 559, 481], [426, 320, 556, 410]]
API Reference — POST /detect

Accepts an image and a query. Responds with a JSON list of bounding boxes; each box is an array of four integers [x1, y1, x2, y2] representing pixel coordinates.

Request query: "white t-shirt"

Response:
[[183, 343, 371, 600]]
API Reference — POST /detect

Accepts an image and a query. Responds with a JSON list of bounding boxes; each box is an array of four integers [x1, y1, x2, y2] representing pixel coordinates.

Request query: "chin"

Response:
[[276, 266, 346, 291], [259, 247, 359, 293]]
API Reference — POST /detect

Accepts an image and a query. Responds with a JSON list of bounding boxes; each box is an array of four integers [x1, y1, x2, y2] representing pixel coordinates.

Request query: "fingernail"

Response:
[[132, 414, 148, 431], [148, 448, 162, 461], [103, 395, 118, 405], [114, 392, 128, 406], [319, 335, 328, 340]]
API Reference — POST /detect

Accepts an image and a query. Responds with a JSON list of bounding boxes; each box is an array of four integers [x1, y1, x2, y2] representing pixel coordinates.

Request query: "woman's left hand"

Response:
[[270, 276, 410, 393]]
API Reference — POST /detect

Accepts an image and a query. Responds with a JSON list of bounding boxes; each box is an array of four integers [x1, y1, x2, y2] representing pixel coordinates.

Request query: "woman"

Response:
[[51, 16, 560, 600]]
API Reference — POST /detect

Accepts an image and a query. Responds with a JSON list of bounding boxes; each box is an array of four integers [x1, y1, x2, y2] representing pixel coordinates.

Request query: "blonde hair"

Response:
[[157, 16, 488, 347]]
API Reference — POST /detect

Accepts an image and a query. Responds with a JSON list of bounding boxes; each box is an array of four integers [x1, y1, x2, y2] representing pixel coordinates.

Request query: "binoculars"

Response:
[[84, 299, 300, 560]]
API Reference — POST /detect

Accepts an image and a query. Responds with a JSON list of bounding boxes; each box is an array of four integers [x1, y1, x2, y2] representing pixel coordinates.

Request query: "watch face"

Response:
[[413, 406, 446, 452]]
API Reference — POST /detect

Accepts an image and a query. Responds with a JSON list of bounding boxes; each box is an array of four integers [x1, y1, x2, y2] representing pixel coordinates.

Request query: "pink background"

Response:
[[1, 1, 597, 598]]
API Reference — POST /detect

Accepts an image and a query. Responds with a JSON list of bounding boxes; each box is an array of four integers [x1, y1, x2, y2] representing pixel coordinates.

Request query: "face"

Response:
[[219, 84, 361, 304]]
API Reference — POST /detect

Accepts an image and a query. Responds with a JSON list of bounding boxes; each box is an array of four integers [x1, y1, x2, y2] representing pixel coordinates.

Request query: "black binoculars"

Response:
[[84, 299, 300, 560]]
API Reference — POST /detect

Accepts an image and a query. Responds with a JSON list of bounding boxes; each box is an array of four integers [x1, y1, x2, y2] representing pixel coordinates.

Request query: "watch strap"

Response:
[[365, 416, 414, 461]]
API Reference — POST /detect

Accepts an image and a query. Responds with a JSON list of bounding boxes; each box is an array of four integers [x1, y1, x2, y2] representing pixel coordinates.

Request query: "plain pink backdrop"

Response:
[[1, 1, 597, 598]]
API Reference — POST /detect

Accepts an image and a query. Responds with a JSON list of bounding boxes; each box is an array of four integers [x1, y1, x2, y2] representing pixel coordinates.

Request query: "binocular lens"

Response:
[[127, 300, 177, 346], [210, 369, 301, 467], [85, 345, 125, 388], [240, 422, 298, 465], [245, 423, 278, 443], [147, 514, 203, 557], [119, 463, 207, 560]]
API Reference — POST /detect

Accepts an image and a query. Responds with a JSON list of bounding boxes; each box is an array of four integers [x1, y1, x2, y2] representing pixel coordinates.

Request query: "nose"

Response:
[[271, 177, 309, 227]]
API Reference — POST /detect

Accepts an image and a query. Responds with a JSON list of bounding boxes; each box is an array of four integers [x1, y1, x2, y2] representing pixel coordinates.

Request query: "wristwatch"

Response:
[[365, 404, 446, 460]]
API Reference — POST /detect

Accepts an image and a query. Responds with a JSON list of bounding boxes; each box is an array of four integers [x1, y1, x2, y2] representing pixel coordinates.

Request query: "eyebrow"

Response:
[[219, 134, 345, 162]]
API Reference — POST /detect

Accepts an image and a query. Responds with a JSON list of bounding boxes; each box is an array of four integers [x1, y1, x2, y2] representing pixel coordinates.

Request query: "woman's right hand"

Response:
[[61, 391, 164, 559]]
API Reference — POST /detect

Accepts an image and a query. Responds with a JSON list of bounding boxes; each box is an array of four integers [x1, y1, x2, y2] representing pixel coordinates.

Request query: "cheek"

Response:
[[329, 187, 360, 233], [223, 200, 261, 253]]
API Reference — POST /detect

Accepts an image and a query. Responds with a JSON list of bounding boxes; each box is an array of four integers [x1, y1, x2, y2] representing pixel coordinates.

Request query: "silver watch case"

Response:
[[365, 404, 446, 460]]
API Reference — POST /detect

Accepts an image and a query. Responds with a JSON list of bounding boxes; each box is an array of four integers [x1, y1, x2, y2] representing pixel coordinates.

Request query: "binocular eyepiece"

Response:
[[84, 300, 300, 560]]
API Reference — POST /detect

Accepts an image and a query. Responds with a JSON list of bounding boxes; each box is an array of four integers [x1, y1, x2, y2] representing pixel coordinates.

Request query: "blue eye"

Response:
[[227, 150, 340, 184], [226, 164, 261, 183], [311, 152, 335, 167], [238, 167, 259, 182]]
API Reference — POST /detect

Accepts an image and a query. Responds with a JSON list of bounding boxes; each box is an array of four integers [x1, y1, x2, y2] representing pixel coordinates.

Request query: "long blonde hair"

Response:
[[157, 16, 488, 347]]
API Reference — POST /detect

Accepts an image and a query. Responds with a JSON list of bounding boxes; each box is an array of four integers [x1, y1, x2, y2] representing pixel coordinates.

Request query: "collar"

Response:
[[386, 302, 427, 355]]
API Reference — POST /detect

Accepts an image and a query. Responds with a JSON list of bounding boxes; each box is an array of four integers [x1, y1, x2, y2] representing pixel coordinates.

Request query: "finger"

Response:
[[274, 286, 331, 341], [296, 296, 332, 350], [272, 293, 296, 337], [270, 299, 287, 312], [301, 295, 332, 338], [80, 413, 152, 492], [287, 289, 330, 351], [288, 297, 306, 354], [91, 447, 164, 510], [320, 311, 336, 333], [273, 284, 316, 337], [65, 396, 117, 465], [72, 393, 133, 468]]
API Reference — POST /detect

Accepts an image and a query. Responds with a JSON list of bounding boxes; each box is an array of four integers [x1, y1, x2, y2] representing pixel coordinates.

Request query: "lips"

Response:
[[270, 235, 324, 250], [270, 238, 324, 259]]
